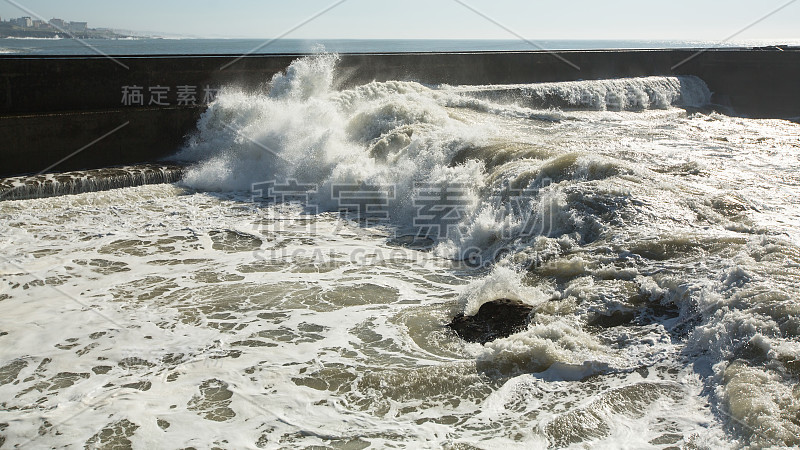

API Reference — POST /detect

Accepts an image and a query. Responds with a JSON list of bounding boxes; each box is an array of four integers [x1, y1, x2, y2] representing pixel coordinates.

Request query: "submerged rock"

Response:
[[587, 310, 635, 328], [447, 299, 534, 344]]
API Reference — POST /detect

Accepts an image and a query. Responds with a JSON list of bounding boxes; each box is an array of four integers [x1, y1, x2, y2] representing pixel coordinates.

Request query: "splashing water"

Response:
[[2, 54, 799, 448]]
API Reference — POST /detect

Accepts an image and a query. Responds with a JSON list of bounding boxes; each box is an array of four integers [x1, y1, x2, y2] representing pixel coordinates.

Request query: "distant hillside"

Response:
[[0, 22, 132, 39]]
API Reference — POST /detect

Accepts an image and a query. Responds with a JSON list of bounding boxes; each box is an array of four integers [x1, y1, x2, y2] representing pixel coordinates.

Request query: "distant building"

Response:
[[14, 17, 33, 27], [69, 22, 88, 32], [49, 18, 66, 28]]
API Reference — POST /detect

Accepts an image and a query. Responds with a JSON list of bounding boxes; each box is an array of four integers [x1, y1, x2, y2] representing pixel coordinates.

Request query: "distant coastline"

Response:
[[0, 21, 134, 40]]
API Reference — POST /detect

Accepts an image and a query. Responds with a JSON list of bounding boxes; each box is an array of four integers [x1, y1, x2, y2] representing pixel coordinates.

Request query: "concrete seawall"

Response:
[[1, 49, 798, 177]]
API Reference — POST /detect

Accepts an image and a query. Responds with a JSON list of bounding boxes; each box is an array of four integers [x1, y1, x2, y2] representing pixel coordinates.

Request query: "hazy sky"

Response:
[[1, 0, 798, 40]]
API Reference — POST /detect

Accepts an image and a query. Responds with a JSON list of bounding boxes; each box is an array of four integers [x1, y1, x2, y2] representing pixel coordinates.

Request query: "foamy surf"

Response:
[[445, 75, 712, 111], [2, 54, 799, 448]]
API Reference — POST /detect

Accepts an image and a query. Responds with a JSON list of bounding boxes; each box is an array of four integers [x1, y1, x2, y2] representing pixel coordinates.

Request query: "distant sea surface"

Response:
[[1, 38, 798, 55]]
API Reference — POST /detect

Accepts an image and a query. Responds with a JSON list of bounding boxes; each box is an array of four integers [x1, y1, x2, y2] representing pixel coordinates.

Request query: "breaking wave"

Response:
[[176, 54, 798, 446]]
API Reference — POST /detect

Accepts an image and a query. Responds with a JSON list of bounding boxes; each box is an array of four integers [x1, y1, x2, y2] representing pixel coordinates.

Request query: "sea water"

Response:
[[1, 38, 799, 56], [1, 54, 799, 448]]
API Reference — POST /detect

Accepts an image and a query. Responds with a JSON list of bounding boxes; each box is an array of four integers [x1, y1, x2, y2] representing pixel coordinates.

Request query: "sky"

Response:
[[1, 0, 798, 40]]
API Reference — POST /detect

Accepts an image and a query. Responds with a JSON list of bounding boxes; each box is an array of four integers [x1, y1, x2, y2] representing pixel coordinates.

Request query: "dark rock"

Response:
[[587, 310, 635, 328], [447, 299, 534, 344]]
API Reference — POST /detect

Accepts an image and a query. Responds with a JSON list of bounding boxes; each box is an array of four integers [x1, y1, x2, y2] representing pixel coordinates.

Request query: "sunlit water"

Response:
[[1, 54, 799, 448], [1, 38, 798, 56]]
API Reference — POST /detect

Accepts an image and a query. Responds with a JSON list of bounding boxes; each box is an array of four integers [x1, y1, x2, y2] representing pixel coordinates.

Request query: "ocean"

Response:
[[0, 37, 798, 56], [1, 50, 799, 448]]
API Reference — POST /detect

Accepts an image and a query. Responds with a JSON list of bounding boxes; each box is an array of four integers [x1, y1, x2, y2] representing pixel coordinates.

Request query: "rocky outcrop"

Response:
[[447, 299, 534, 344]]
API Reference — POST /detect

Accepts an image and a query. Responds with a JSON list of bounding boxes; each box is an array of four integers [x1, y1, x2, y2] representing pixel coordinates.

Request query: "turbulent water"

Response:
[[1, 54, 799, 448], [0, 165, 185, 201]]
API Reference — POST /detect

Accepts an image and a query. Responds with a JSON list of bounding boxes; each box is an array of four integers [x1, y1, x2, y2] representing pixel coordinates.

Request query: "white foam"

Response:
[[446, 75, 712, 111], [458, 265, 551, 316], [4, 53, 800, 448]]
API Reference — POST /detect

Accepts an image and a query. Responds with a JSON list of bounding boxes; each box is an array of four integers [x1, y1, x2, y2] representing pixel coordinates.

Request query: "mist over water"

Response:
[[2, 54, 799, 448]]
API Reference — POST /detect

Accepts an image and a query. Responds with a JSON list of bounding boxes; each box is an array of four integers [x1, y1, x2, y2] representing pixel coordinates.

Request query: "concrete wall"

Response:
[[1, 49, 798, 177], [1, 108, 202, 176]]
